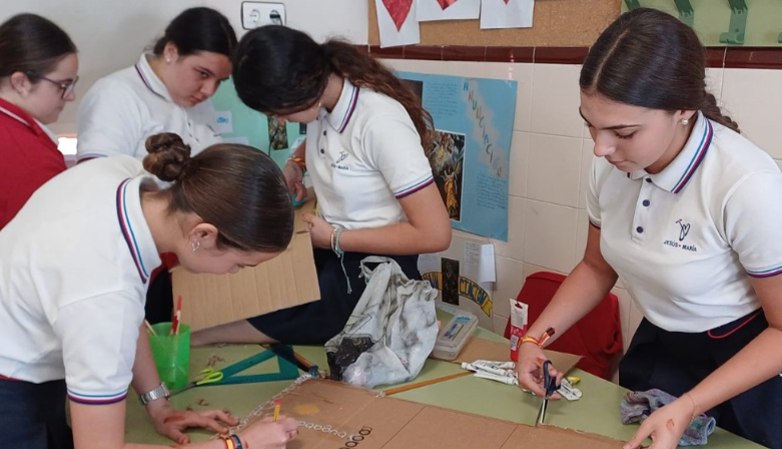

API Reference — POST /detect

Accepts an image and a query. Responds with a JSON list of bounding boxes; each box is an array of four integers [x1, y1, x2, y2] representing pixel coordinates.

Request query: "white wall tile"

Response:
[[493, 256, 526, 319], [492, 314, 509, 335], [530, 64, 584, 138], [510, 63, 534, 132], [721, 68, 782, 158], [526, 133, 582, 207], [492, 196, 525, 259], [522, 262, 559, 279], [578, 139, 594, 210], [509, 131, 530, 198], [705, 67, 724, 101], [523, 200, 578, 273]]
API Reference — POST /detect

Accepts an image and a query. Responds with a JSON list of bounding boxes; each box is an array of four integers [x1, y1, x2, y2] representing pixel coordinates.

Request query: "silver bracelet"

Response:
[[139, 382, 170, 405]]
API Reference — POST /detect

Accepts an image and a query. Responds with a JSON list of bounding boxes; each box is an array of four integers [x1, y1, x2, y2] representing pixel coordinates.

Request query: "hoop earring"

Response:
[[681, 118, 689, 126], [191, 240, 200, 252]]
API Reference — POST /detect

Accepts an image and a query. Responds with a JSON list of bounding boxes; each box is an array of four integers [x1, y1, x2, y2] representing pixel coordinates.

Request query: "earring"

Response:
[[191, 240, 200, 252], [166, 57, 171, 63], [681, 118, 689, 126]]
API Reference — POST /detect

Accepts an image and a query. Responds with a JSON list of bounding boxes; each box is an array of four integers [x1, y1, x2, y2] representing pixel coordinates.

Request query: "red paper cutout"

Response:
[[437, 0, 459, 9], [382, 0, 413, 31], [503, 0, 510, 3]]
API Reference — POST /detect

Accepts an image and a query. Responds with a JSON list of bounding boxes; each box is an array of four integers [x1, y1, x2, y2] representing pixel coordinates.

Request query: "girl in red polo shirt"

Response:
[[0, 13, 78, 230]]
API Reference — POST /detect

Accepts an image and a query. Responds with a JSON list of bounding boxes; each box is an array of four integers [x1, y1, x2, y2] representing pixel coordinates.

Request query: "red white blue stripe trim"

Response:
[[336, 87, 359, 133], [67, 388, 128, 405], [134, 64, 166, 100], [671, 120, 713, 194], [116, 179, 149, 283], [395, 175, 434, 199], [747, 265, 782, 279]]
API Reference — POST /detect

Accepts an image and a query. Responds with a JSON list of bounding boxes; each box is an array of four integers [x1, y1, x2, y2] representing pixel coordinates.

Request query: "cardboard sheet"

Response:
[[243, 378, 623, 449], [173, 200, 321, 331], [453, 337, 582, 375]]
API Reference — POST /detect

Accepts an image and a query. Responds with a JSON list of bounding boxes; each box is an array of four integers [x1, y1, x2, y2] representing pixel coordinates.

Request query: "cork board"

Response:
[[368, 0, 622, 47]]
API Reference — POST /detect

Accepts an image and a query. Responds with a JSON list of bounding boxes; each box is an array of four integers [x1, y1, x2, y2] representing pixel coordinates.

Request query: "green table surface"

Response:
[[126, 330, 762, 448]]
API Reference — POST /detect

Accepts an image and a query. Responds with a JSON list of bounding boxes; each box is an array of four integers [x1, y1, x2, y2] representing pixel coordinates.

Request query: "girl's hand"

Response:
[[147, 400, 237, 444], [240, 415, 300, 449], [623, 397, 694, 449], [282, 160, 306, 201], [515, 343, 563, 399], [302, 213, 335, 249]]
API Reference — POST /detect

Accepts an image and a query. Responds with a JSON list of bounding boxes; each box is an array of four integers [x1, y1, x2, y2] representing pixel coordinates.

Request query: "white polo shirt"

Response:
[[0, 156, 160, 404], [76, 53, 222, 161], [306, 79, 434, 229], [588, 112, 782, 332]]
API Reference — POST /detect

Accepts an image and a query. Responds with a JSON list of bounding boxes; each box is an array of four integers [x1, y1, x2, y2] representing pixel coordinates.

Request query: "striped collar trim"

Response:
[[134, 53, 170, 102], [325, 78, 360, 134], [0, 98, 58, 145], [626, 112, 713, 194], [68, 388, 128, 405], [115, 178, 159, 283]]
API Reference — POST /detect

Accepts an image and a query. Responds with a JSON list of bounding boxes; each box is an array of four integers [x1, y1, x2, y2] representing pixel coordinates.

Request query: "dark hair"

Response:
[[233, 25, 434, 149], [580, 8, 739, 133], [143, 133, 293, 253], [153, 7, 237, 58], [0, 14, 76, 80]]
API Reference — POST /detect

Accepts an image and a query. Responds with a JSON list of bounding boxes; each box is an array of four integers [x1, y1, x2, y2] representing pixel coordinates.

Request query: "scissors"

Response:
[[534, 360, 560, 427]]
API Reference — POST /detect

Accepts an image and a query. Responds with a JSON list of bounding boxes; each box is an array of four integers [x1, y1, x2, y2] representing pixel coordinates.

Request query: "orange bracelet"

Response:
[[521, 327, 556, 348], [288, 155, 306, 172], [520, 336, 541, 347], [221, 434, 236, 449]]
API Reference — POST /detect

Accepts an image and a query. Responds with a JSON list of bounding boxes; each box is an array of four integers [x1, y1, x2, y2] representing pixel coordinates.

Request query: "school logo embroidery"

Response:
[[663, 218, 697, 252], [331, 151, 350, 171]]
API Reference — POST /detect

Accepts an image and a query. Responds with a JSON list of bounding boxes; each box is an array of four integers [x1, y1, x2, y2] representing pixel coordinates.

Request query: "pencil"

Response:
[[273, 399, 281, 422], [144, 320, 157, 336], [171, 295, 183, 335], [383, 371, 472, 395]]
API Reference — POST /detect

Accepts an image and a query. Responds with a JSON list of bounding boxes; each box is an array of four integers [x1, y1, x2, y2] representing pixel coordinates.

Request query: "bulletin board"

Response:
[[368, 0, 622, 47]]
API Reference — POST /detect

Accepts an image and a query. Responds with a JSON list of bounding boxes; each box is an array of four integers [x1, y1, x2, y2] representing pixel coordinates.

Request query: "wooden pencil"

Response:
[[383, 371, 472, 396]]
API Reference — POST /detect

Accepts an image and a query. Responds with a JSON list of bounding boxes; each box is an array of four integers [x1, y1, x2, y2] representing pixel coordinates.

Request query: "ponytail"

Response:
[[700, 92, 740, 133]]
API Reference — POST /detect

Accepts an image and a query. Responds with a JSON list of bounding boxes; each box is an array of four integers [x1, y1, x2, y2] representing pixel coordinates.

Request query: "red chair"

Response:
[[504, 271, 622, 380]]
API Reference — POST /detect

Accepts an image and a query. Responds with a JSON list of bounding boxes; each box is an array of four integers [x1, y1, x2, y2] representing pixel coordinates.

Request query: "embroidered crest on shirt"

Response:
[[663, 218, 697, 252], [332, 151, 350, 170]]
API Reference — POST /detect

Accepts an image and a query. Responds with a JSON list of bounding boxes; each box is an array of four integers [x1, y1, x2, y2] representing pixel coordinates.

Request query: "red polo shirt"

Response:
[[0, 98, 66, 230]]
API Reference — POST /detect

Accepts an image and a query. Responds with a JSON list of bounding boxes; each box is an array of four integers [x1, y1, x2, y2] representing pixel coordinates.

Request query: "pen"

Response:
[[273, 399, 280, 422]]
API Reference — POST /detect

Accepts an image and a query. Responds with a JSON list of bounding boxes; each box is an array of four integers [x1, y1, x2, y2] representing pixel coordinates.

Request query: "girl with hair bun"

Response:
[[0, 13, 78, 230], [517, 8, 782, 449], [0, 133, 299, 449]]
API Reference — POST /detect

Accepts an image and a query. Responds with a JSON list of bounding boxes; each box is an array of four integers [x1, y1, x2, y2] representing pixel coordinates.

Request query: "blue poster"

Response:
[[399, 72, 517, 241]]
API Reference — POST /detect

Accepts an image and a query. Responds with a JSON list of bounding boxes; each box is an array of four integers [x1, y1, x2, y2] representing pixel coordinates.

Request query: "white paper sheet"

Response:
[[463, 242, 496, 283], [214, 111, 233, 134], [480, 0, 534, 29], [416, 0, 480, 21], [222, 136, 250, 145], [376, 0, 420, 48]]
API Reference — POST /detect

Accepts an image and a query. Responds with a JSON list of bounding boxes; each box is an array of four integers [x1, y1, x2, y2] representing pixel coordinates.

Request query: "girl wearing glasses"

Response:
[[76, 7, 235, 162], [0, 13, 78, 230], [191, 26, 452, 346]]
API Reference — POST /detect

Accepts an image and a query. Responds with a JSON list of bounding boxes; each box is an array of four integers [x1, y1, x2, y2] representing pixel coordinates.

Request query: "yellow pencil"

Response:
[[273, 399, 281, 422], [144, 320, 157, 336]]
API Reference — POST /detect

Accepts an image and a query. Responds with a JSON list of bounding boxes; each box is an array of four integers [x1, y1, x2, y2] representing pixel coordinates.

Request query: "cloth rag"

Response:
[[620, 389, 716, 446]]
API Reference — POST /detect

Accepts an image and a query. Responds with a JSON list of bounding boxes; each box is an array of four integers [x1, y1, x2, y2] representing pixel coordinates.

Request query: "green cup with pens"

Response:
[[146, 295, 190, 390]]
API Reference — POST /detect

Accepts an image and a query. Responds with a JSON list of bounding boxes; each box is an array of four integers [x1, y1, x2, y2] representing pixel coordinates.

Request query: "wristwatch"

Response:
[[139, 382, 170, 405]]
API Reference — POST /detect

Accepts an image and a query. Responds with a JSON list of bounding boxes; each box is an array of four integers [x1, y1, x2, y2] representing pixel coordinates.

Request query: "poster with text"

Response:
[[400, 72, 516, 241]]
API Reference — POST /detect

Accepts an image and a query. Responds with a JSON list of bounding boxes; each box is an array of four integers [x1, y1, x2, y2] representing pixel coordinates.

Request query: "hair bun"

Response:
[[142, 133, 192, 182]]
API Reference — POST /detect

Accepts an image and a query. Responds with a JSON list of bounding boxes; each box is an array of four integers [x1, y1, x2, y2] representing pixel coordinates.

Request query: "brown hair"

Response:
[[0, 14, 76, 81], [143, 133, 293, 253], [233, 25, 434, 149], [580, 8, 739, 133], [153, 7, 237, 58]]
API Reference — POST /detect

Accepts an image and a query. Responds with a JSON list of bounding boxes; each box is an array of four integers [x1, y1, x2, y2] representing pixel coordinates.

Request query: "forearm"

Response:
[[687, 326, 782, 415], [337, 221, 451, 256], [131, 325, 162, 396], [525, 259, 618, 346]]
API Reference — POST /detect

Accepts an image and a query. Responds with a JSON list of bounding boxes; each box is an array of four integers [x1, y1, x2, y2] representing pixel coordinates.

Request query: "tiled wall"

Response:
[[381, 55, 782, 358]]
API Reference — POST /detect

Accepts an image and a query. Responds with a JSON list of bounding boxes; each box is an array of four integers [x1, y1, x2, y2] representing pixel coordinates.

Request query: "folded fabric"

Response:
[[620, 388, 716, 446]]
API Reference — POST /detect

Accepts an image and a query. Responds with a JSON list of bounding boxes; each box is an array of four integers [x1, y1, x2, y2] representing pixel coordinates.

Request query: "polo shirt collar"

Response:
[[115, 176, 161, 284], [134, 53, 173, 102], [627, 111, 713, 194], [0, 97, 58, 145], [325, 78, 360, 133]]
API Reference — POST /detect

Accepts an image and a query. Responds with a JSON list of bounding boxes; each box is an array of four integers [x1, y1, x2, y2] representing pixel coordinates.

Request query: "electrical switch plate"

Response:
[[241, 2, 286, 29]]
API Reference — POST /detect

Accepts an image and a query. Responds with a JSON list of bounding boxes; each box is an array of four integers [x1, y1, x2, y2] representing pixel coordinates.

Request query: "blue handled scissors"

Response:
[[535, 360, 560, 427]]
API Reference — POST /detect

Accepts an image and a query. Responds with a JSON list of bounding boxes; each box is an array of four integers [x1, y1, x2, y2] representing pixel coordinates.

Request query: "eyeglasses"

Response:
[[37, 75, 79, 99]]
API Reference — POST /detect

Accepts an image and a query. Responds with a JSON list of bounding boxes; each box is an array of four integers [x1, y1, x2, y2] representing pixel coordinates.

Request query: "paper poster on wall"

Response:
[[375, 0, 420, 48], [399, 72, 516, 241], [416, 0, 480, 21], [480, 0, 534, 29]]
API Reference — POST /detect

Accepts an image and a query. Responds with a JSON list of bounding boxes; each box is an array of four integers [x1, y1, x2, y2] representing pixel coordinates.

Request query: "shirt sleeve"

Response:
[[724, 170, 782, 278], [76, 80, 147, 162], [54, 292, 143, 405], [361, 113, 434, 199]]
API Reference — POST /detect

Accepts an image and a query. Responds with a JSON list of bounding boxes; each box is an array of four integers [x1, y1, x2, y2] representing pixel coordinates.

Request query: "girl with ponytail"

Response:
[[191, 25, 451, 347], [517, 8, 782, 449]]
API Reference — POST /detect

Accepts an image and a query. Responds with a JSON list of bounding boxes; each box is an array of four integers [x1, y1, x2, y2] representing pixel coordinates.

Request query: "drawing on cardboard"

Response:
[[233, 377, 624, 449]]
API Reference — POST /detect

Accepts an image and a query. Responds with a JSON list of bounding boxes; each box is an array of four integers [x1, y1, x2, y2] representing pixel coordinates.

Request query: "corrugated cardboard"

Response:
[[242, 378, 624, 449], [172, 200, 321, 331]]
